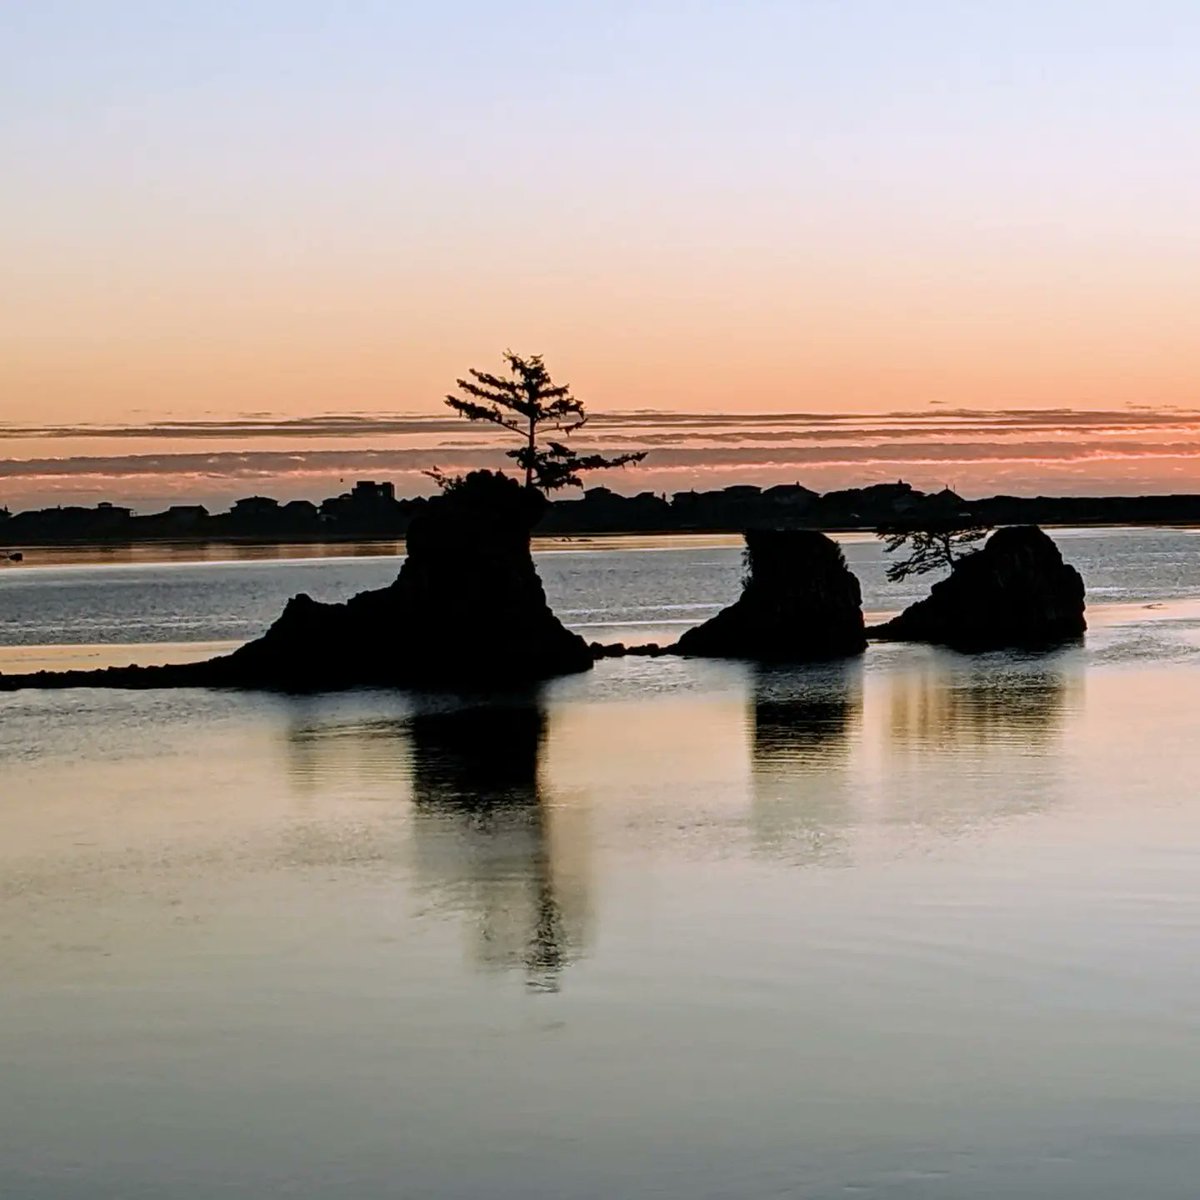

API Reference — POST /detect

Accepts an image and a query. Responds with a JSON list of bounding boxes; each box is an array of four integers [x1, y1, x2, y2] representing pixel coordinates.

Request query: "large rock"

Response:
[[870, 525, 1085, 650], [0, 472, 593, 692], [674, 530, 866, 662]]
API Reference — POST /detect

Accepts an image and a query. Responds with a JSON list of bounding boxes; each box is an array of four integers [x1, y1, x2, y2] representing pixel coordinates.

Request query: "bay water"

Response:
[[3, 529, 1200, 1198]]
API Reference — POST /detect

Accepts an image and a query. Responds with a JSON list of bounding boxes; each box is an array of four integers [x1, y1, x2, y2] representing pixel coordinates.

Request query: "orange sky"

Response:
[[4, 3, 1199, 508]]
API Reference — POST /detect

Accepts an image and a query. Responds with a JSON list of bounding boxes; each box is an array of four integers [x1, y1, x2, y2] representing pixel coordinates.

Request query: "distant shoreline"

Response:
[[9, 480, 1200, 552], [5, 518, 1200, 553], [1, 522, 1197, 573]]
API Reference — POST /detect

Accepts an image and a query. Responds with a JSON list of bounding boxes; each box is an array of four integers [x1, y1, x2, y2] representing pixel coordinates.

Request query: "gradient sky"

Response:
[[3, 1, 1200, 507]]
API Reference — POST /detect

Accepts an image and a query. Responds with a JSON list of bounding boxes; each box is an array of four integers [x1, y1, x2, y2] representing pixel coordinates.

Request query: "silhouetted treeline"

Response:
[[5, 477, 1200, 546], [0, 480, 418, 545]]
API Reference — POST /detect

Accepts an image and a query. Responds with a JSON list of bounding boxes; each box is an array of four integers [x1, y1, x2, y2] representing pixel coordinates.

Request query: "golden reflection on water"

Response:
[[0, 640, 241, 673], [273, 650, 1088, 988], [0, 533, 743, 571], [868, 649, 1083, 836], [883, 657, 1075, 751], [741, 650, 1086, 861], [0, 540, 407, 569], [748, 663, 862, 865], [283, 695, 591, 993], [406, 701, 591, 993], [11, 621, 1200, 1195], [0, 642, 1090, 995], [4, 630, 1198, 1200]]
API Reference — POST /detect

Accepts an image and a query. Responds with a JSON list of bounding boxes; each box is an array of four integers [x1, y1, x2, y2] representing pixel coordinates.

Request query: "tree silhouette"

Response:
[[876, 519, 992, 583], [439, 351, 646, 491]]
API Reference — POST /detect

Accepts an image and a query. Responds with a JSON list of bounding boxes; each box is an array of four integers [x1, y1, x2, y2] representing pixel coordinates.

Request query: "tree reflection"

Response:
[[406, 697, 589, 993], [281, 693, 590, 991]]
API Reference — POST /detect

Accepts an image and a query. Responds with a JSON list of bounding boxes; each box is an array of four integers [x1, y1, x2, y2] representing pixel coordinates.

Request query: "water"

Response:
[[3, 526, 1200, 653], [4, 529, 1200, 1198]]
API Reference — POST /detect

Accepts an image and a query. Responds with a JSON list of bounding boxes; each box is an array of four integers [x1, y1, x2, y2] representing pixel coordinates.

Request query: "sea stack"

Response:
[[674, 530, 867, 662], [870, 525, 1086, 650], [0, 471, 593, 692]]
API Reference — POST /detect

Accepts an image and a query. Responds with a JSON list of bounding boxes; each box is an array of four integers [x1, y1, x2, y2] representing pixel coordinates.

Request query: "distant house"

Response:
[[164, 504, 209, 528], [93, 502, 133, 529], [916, 487, 966, 519], [3, 502, 133, 540], [319, 480, 401, 525], [350, 480, 395, 504], [282, 499, 319, 522], [822, 481, 919, 518], [762, 483, 818, 508], [231, 496, 280, 518]]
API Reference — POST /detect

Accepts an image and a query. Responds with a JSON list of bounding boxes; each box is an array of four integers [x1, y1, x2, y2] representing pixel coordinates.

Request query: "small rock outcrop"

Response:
[[870, 525, 1086, 650], [674, 530, 866, 662], [0, 472, 593, 692]]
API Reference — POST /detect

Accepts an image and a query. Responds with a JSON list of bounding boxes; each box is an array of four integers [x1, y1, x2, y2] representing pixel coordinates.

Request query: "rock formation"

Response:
[[0, 472, 593, 692], [673, 530, 867, 662], [870, 524, 1085, 650]]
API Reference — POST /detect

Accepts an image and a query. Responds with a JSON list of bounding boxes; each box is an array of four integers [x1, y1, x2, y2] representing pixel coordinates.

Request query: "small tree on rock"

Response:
[[438, 351, 645, 491], [876, 518, 992, 583]]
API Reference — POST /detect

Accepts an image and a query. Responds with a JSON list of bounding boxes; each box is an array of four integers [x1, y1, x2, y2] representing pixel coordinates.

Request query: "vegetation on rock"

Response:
[[437, 351, 646, 492], [871, 525, 1086, 650], [876, 518, 992, 582]]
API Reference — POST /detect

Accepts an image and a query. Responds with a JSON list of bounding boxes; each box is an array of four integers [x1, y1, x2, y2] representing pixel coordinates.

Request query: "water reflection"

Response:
[[747, 662, 863, 864], [282, 694, 591, 991], [743, 651, 1084, 860], [884, 650, 1077, 751], [283, 704, 412, 792], [408, 701, 545, 801], [406, 697, 591, 992], [878, 647, 1081, 831]]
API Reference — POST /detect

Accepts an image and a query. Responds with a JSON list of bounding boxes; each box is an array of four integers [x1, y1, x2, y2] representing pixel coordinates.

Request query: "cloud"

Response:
[[6, 406, 1200, 443], [5, 406, 1200, 507], [0, 416, 468, 440], [6, 438, 1200, 481]]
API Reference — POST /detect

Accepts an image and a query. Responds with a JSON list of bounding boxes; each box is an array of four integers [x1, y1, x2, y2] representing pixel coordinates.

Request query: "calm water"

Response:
[[4, 529, 1200, 1198]]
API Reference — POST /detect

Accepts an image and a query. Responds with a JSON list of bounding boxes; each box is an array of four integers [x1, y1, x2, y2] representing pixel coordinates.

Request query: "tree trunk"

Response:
[[526, 416, 536, 489]]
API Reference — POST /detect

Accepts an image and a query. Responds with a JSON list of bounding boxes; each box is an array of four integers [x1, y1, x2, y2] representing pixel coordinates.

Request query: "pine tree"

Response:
[[439, 352, 645, 491], [876, 519, 992, 583]]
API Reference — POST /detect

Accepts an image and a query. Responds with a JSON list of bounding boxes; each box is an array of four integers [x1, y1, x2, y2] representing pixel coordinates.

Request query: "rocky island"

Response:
[[0, 505, 1089, 692], [871, 525, 1087, 650], [674, 530, 867, 662], [0, 472, 592, 692]]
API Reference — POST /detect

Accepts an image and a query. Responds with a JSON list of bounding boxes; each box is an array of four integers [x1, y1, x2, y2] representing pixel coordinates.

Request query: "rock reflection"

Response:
[[281, 694, 591, 991], [885, 652, 1076, 751], [407, 697, 590, 992], [879, 648, 1081, 830], [748, 662, 863, 864]]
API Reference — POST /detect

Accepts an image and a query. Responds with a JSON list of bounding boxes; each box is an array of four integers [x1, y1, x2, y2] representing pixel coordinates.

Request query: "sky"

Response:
[[3, 1, 1199, 509]]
